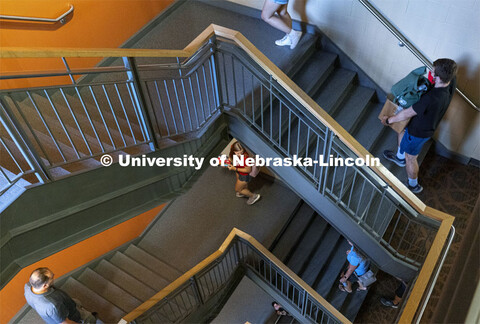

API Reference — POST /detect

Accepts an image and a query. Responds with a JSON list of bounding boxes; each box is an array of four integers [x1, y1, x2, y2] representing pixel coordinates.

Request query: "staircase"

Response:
[[270, 200, 372, 322], [21, 243, 184, 323]]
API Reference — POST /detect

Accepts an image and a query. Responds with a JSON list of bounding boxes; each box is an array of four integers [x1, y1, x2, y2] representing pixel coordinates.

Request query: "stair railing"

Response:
[[357, 0, 479, 112], [119, 228, 351, 324], [0, 4, 74, 25], [0, 24, 455, 323]]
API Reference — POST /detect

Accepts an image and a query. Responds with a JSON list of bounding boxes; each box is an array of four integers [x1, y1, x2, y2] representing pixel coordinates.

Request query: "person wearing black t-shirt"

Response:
[[381, 59, 457, 193]]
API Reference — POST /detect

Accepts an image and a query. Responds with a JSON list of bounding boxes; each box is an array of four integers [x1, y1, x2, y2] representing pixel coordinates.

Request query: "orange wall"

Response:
[[0, 0, 174, 89], [0, 204, 165, 324]]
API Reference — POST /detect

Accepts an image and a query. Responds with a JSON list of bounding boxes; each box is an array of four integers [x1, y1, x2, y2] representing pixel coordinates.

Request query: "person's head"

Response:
[[29, 267, 54, 291], [272, 301, 280, 309], [229, 141, 245, 160], [432, 58, 457, 84]]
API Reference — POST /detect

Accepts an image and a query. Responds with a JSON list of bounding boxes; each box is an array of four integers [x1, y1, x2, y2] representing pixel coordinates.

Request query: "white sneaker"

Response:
[[275, 34, 291, 47], [236, 192, 246, 198], [289, 30, 302, 49]]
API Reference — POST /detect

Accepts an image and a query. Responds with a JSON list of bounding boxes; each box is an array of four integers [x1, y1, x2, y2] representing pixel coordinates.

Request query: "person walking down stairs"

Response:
[[24, 268, 102, 324], [261, 0, 302, 49], [381, 59, 457, 194]]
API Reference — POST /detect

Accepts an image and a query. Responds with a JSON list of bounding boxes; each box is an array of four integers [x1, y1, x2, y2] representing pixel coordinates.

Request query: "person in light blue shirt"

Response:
[[339, 241, 370, 293]]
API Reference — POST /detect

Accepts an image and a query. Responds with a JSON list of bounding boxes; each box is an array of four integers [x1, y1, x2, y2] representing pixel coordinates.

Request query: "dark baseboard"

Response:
[[432, 141, 480, 167]]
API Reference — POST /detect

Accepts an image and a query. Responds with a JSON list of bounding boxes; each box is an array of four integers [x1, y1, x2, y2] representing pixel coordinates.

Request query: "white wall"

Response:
[[228, 0, 480, 160]]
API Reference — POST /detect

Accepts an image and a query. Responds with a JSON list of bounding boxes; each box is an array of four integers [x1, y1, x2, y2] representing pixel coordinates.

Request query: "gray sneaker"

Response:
[[380, 297, 399, 309], [383, 150, 406, 167], [236, 192, 246, 198], [247, 194, 261, 205]]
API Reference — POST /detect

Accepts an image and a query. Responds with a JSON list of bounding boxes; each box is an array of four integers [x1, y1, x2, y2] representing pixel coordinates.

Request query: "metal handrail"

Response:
[[121, 228, 350, 324], [357, 0, 479, 112], [0, 4, 74, 24]]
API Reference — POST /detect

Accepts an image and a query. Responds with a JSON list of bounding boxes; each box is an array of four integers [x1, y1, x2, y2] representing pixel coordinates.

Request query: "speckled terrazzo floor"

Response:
[[354, 149, 480, 324]]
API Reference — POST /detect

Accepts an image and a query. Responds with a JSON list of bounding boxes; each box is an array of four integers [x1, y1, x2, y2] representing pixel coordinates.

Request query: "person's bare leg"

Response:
[[276, 4, 292, 30], [235, 179, 254, 198], [397, 130, 405, 147], [405, 153, 419, 180], [261, 0, 292, 34]]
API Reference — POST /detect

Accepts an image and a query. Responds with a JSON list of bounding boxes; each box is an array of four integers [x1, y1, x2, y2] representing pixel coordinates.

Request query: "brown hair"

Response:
[[229, 141, 245, 161], [433, 58, 457, 83]]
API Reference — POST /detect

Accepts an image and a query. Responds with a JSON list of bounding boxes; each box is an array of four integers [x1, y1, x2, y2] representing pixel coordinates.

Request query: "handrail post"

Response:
[[123, 57, 158, 150], [0, 98, 51, 183], [190, 276, 204, 305]]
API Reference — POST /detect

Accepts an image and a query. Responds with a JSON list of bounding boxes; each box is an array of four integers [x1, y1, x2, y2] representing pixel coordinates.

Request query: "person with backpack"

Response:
[[227, 141, 261, 205], [381, 58, 457, 193]]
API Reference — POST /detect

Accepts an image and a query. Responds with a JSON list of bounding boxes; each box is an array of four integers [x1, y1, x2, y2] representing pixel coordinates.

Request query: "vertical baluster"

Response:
[[172, 79, 186, 133], [44, 89, 81, 159], [163, 80, 179, 135], [187, 77, 200, 129], [102, 85, 126, 147], [125, 83, 147, 141], [74, 87, 105, 152], [60, 88, 93, 154], [9, 94, 51, 164], [195, 71, 206, 124], [89, 86, 115, 148], [114, 84, 137, 143], [221, 53, 229, 105], [27, 91, 67, 162], [201, 65, 212, 118]]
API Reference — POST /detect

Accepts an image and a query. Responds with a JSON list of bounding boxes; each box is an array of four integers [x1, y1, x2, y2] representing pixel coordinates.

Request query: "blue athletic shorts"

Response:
[[399, 128, 430, 156], [271, 0, 288, 4]]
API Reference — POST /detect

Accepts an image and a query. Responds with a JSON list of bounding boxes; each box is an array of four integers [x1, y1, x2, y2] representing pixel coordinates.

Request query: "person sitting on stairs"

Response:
[[227, 141, 261, 205]]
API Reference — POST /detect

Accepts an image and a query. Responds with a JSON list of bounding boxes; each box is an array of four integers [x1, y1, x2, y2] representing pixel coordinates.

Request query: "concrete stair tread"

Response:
[[17, 308, 43, 324], [77, 268, 142, 312], [109, 251, 169, 291], [286, 215, 329, 274], [271, 202, 316, 262], [334, 86, 376, 132], [94, 259, 157, 301], [341, 288, 370, 321], [124, 244, 183, 282], [292, 51, 338, 96], [313, 68, 356, 114], [352, 101, 385, 152], [60, 277, 125, 323], [314, 239, 350, 297], [300, 226, 341, 286]]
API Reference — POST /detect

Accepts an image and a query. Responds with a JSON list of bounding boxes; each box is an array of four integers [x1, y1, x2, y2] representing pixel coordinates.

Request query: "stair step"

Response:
[[313, 69, 356, 115], [124, 244, 182, 282], [292, 51, 337, 96], [334, 86, 376, 132], [286, 215, 329, 274], [272, 202, 316, 262], [94, 259, 157, 301], [341, 288, 370, 321], [352, 101, 385, 152], [109, 251, 169, 291], [314, 239, 350, 297], [61, 277, 124, 324], [300, 226, 341, 286], [18, 308, 43, 323], [77, 268, 142, 312]]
